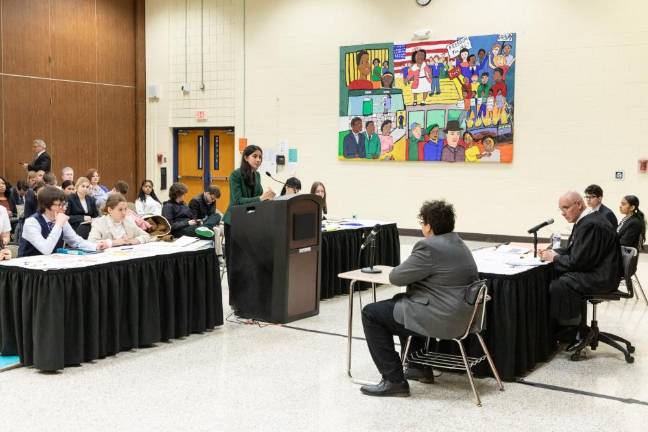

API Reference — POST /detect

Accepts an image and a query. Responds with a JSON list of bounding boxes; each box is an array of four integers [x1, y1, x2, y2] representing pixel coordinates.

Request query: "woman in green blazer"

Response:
[[223, 145, 275, 303]]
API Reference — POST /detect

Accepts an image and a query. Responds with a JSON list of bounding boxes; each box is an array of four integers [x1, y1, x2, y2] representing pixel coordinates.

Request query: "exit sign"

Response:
[[196, 111, 207, 121]]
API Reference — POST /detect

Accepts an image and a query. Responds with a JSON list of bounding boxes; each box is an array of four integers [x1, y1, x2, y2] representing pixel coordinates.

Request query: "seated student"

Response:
[[88, 193, 155, 246], [280, 177, 301, 196], [539, 191, 621, 352], [135, 180, 163, 216], [85, 168, 109, 211], [66, 177, 100, 238], [0, 176, 16, 218], [18, 186, 108, 257], [188, 185, 223, 258], [584, 184, 618, 227], [10, 180, 29, 209], [43, 172, 57, 187], [61, 180, 75, 196], [310, 181, 328, 218], [617, 195, 646, 248], [162, 182, 203, 238], [26, 171, 38, 189], [23, 181, 45, 221], [359, 200, 479, 397], [0, 205, 11, 247]]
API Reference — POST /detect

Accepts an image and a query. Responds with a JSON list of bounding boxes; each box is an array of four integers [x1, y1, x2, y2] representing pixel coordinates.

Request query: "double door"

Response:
[[176, 128, 235, 214]]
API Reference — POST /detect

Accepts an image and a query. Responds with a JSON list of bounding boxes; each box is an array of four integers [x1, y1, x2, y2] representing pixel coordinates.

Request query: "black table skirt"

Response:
[[436, 264, 556, 381], [0, 249, 223, 371], [320, 224, 400, 299]]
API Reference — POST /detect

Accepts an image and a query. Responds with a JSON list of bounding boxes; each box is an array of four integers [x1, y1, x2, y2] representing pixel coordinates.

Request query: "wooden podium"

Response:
[[229, 194, 322, 323]]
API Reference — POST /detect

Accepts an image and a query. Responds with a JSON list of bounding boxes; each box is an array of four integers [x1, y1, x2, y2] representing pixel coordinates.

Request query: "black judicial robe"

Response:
[[550, 211, 622, 321]]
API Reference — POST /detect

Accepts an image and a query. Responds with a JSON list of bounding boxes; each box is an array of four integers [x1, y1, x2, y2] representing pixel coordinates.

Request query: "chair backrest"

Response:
[[458, 279, 488, 340], [620, 246, 638, 298]]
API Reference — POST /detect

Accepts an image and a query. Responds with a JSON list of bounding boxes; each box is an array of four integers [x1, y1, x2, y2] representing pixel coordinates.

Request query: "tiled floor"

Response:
[[1, 237, 647, 431]]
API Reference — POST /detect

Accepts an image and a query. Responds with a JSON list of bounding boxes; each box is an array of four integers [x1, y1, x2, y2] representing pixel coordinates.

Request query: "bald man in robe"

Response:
[[539, 191, 622, 352]]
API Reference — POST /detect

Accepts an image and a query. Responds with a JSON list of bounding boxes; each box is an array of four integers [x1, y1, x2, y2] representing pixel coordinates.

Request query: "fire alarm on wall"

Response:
[[157, 153, 164, 164]]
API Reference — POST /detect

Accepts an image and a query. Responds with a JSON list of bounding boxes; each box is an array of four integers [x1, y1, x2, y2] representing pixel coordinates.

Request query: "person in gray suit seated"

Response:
[[360, 200, 478, 397]]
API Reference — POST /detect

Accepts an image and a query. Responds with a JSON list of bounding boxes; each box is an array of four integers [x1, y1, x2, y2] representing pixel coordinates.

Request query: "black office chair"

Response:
[[571, 246, 637, 363]]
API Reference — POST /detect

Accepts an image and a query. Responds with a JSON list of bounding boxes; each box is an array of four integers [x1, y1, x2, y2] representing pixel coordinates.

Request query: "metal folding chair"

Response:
[[401, 280, 504, 406]]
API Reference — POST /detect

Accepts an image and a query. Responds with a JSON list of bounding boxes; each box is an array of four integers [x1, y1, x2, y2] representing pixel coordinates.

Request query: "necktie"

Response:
[[47, 221, 55, 232]]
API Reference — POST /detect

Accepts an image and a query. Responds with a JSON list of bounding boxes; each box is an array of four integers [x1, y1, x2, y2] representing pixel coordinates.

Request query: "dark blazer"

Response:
[[22, 189, 38, 220], [188, 193, 215, 219], [597, 203, 618, 228], [223, 169, 263, 225], [66, 194, 99, 229], [162, 200, 194, 236], [554, 211, 622, 294], [343, 131, 366, 159], [389, 232, 479, 339], [617, 215, 645, 248], [27, 151, 51, 173], [10, 187, 25, 207]]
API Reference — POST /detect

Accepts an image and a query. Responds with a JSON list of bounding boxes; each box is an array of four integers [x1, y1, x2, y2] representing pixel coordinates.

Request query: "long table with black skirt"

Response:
[[320, 221, 400, 300], [0, 247, 223, 371]]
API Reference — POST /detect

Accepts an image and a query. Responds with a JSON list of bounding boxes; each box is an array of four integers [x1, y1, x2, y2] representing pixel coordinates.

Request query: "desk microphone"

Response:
[[265, 171, 285, 185], [360, 224, 381, 250], [527, 218, 554, 234]]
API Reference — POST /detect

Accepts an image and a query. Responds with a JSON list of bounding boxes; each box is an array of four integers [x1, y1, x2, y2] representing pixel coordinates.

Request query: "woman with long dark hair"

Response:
[[222, 145, 275, 306], [310, 181, 327, 217], [136, 179, 162, 215], [617, 195, 646, 248]]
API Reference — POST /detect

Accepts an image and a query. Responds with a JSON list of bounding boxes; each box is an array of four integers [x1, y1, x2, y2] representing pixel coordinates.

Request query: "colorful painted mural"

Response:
[[339, 33, 516, 163]]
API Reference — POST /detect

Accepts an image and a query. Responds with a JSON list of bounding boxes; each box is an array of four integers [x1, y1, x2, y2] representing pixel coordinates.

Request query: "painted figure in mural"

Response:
[[469, 73, 479, 121], [463, 132, 481, 162], [428, 55, 444, 96], [476, 48, 487, 74], [382, 94, 392, 114], [476, 72, 491, 123], [407, 49, 432, 105], [348, 50, 373, 90], [441, 120, 465, 162], [491, 67, 508, 125], [422, 124, 444, 161], [468, 55, 479, 78], [402, 61, 413, 85], [458, 48, 471, 81], [364, 121, 381, 159], [408, 123, 424, 161], [371, 58, 382, 88], [398, 114, 405, 129], [379, 120, 394, 156], [343, 117, 366, 158], [480, 136, 500, 162], [488, 43, 507, 78], [382, 60, 390, 75], [381, 72, 394, 89]]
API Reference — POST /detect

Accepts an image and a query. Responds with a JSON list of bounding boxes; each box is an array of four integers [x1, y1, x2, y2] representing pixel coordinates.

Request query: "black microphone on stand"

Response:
[[527, 218, 554, 258], [265, 171, 285, 185], [360, 224, 381, 250], [361, 224, 382, 274]]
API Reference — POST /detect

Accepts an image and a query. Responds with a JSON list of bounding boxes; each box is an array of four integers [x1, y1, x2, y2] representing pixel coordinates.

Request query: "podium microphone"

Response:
[[360, 224, 381, 250], [527, 218, 554, 234], [265, 171, 285, 185]]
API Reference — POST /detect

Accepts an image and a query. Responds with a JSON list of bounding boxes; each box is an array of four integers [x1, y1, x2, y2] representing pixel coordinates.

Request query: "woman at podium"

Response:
[[223, 145, 276, 300]]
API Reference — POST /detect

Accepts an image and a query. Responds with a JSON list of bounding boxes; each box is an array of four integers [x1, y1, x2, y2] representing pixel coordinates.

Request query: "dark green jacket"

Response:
[[223, 168, 263, 225]]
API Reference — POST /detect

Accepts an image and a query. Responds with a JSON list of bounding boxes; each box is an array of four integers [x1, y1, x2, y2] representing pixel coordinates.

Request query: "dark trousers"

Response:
[[224, 223, 232, 304], [361, 297, 426, 383]]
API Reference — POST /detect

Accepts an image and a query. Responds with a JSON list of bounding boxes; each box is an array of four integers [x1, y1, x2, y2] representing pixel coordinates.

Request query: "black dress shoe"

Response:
[[360, 379, 410, 397], [405, 366, 435, 384], [566, 328, 594, 352]]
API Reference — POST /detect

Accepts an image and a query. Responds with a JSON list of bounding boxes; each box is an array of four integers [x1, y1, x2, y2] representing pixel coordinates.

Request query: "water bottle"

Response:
[[551, 233, 561, 250]]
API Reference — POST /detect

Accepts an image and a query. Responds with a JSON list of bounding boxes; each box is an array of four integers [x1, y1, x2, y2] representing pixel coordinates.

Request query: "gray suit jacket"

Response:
[[390, 232, 479, 339]]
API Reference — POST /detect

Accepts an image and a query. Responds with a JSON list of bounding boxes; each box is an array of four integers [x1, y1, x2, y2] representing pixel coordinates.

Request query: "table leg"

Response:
[[347, 279, 373, 385], [372, 282, 376, 303]]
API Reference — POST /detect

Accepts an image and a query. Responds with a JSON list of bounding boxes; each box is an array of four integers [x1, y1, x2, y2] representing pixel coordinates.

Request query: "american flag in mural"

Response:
[[392, 39, 455, 76]]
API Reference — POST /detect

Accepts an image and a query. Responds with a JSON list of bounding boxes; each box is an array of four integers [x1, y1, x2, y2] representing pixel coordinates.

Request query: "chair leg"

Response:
[[597, 333, 634, 363], [401, 336, 412, 368], [457, 340, 481, 407], [600, 331, 635, 353], [476, 334, 504, 391], [633, 275, 648, 306]]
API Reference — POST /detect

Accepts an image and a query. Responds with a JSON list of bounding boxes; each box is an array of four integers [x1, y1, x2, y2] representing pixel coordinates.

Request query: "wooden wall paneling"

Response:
[[97, 85, 136, 199], [1, 0, 51, 77], [96, 0, 136, 86], [0, 76, 4, 177], [50, 0, 97, 82], [135, 0, 146, 185], [2, 76, 52, 183], [51, 81, 98, 179]]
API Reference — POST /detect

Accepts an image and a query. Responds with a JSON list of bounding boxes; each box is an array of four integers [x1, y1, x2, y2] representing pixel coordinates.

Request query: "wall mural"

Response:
[[338, 33, 516, 163]]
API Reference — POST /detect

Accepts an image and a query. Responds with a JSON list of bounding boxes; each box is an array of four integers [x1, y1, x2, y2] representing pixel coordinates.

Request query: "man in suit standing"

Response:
[[342, 117, 366, 159], [359, 200, 479, 397], [23, 139, 51, 173], [540, 191, 621, 353], [584, 184, 618, 227]]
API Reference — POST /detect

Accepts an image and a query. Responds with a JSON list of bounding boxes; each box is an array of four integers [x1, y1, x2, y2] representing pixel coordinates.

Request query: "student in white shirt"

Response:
[[88, 193, 155, 247], [135, 180, 163, 216], [0, 205, 11, 247], [18, 186, 109, 257]]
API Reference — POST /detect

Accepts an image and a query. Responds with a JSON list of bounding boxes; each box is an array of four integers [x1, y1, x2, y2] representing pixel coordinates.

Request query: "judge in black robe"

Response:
[[540, 192, 622, 323]]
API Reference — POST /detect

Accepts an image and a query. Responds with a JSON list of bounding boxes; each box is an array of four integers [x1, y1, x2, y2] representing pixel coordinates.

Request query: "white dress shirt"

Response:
[[0, 206, 10, 234], [22, 213, 98, 255], [135, 196, 162, 216]]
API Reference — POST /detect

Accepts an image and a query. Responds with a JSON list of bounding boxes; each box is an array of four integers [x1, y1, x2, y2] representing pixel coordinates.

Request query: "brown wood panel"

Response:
[[2, 76, 51, 183], [51, 81, 98, 179], [135, 0, 146, 185], [0, 77, 4, 176], [97, 85, 136, 199], [1, 0, 51, 77], [97, 0, 136, 86], [50, 0, 97, 82]]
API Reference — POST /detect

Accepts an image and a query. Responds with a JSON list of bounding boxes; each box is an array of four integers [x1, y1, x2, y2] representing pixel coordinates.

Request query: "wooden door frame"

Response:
[[172, 127, 235, 191]]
